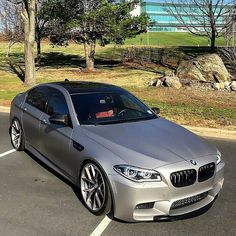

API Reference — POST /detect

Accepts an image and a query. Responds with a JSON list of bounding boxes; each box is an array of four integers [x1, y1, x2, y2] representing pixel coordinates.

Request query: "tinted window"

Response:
[[46, 90, 69, 116], [71, 92, 156, 125], [26, 87, 51, 112]]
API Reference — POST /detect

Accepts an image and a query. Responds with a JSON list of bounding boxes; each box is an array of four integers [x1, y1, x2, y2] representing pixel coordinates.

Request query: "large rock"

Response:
[[231, 81, 236, 91], [148, 78, 162, 87], [176, 54, 230, 82], [164, 76, 182, 89], [213, 82, 224, 90], [224, 81, 231, 91]]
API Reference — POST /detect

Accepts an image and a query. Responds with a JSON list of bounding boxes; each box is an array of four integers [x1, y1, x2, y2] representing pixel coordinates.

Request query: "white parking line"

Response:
[[0, 149, 16, 158], [90, 216, 112, 236]]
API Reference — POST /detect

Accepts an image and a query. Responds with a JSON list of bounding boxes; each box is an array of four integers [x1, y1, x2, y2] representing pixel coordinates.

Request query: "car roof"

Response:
[[49, 81, 126, 95]]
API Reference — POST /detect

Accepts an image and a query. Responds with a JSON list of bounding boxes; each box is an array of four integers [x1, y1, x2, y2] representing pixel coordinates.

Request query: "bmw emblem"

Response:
[[190, 160, 197, 165]]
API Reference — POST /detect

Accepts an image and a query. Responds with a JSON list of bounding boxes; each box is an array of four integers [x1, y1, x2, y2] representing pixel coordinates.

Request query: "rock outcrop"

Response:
[[164, 76, 182, 89], [176, 54, 230, 82]]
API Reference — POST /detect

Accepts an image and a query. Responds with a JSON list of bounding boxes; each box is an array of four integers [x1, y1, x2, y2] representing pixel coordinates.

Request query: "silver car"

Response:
[[9, 81, 224, 222]]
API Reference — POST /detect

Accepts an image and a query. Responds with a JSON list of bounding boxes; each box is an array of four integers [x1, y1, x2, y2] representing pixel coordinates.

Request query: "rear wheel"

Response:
[[10, 118, 25, 151], [80, 162, 112, 216]]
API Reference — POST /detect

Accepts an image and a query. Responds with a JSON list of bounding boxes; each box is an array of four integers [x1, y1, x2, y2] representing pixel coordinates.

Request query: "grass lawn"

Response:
[[0, 40, 236, 130], [124, 32, 226, 47]]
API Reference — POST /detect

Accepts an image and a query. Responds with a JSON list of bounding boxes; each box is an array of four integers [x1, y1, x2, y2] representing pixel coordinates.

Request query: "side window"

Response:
[[26, 87, 50, 112], [46, 90, 69, 116]]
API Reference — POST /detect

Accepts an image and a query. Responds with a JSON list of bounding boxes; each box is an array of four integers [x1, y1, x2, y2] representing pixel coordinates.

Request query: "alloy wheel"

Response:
[[80, 163, 106, 212], [11, 119, 22, 149]]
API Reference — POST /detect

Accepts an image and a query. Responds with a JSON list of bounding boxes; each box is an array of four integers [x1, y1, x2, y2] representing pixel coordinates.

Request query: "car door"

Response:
[[39, 88, 74, 178], [22, 86, 50, 150]]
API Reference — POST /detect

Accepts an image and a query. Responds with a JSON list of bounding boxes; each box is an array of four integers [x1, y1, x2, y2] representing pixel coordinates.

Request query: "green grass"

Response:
[[125, 32, 226, 47]]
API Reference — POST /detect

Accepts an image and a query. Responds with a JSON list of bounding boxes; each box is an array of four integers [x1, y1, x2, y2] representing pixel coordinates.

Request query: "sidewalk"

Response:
[[0, 106, 10, 113], [1, 105, 236, 140], [183, 125, 236, 141]]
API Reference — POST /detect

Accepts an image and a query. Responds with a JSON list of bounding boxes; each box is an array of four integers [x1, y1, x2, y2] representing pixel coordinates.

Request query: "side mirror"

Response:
[[49, 114, 68, 126], [151, 107, 160, 115]]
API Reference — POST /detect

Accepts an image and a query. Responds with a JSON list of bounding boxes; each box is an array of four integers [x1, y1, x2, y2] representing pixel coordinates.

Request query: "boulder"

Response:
[[176, 54, 230, 82], [231, 81, 236, 91], [155, 79, 162, 87], [213, 82, 224, 90], [213, 83, 220, 90], [224, 81, 231, 91], [148, 78, 162, 87], [164, 76, 182, 89]]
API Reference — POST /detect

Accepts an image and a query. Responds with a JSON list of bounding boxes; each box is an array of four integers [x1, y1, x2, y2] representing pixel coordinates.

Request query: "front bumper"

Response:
[[109, 160, 224, 222]]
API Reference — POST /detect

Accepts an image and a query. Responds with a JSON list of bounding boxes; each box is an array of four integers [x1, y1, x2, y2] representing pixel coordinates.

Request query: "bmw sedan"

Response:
[[9, 81, 224, 222]]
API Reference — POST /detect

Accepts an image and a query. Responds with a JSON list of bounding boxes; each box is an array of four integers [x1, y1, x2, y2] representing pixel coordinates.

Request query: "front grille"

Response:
[[198, 162, 215, 182], [170, 169, 196, 187], [170, 192, 208, 210]]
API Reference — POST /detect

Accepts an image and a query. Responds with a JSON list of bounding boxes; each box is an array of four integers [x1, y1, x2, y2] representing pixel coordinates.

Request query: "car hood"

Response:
[[81, 118, 216, 169]]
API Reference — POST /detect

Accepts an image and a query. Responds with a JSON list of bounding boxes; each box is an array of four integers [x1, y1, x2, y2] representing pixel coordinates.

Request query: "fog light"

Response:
[[135, 202, 155, 209]]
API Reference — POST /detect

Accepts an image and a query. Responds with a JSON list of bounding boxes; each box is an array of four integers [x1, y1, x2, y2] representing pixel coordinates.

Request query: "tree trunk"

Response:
[[210, 33, 216, 51], [6, 41, 14, 57], [84, 41, 95, 71], [21, 0, 36, 86], [36, 37, 41, 64]]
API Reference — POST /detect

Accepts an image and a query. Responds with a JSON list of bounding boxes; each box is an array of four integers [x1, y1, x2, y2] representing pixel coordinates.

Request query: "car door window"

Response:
[[26, 87, 51, 112], [46, 90, 69, 116]]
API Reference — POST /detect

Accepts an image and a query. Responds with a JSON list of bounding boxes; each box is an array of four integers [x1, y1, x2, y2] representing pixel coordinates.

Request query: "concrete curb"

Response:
[[183, 125, 236, 141], [1, 105, 235, 140], [0, 106, 10, 113]]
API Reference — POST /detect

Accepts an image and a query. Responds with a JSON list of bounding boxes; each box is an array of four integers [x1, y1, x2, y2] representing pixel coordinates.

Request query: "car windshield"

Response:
[[71, 92, 157, 125]]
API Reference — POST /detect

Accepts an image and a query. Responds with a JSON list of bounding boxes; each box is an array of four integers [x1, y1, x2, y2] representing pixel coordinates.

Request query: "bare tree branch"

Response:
[[165, 0, 232, 49]]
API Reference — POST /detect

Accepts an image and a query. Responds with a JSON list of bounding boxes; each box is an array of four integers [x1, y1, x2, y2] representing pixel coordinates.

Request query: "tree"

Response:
[[35, 0, 55, 63], [165, 0, 231, 50], [223, 3, 236, 46], [219, 4, 236, 76], [46, 0, 149, 71], [0, 0, 23, 56], [20, 0, 36, 85]]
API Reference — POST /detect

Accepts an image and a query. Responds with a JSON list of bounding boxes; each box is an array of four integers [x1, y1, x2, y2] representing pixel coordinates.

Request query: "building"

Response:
[[135, 0, 228, 32]]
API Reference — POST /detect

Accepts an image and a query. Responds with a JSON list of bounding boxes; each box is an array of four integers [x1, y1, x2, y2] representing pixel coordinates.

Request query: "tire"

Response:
[[80, 161, 112, 216], [10, 118, 25, 151]]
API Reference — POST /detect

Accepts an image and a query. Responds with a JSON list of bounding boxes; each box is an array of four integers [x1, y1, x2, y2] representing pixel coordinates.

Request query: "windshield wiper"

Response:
[[117, 107, 150, 117]]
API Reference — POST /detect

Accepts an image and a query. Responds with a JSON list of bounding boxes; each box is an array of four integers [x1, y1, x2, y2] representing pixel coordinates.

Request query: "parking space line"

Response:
[[90, 216, 112, 236], [0, 149, 16, 158]]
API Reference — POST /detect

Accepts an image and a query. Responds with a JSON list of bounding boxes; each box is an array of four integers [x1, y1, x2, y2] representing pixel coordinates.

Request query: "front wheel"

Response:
[[10, 118, 25, 151], [80, 162, 112, 216]]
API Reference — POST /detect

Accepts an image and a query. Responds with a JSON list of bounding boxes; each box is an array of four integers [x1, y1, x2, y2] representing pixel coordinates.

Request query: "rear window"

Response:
[[26, 87, 51, 112]]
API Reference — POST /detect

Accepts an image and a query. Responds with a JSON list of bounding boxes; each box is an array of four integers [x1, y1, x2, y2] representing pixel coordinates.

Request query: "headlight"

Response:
[[113, 165, 162, 182], [217, 150, 221, 165]]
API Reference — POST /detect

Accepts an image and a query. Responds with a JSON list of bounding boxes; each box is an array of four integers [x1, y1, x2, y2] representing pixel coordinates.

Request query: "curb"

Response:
[[183, 125, 236, 141], [0, 106, 10, 113], [0, 105, 235, 140]]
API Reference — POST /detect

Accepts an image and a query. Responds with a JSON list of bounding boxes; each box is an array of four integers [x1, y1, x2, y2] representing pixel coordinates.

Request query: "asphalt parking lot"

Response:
[[0, 112, 236, 236]]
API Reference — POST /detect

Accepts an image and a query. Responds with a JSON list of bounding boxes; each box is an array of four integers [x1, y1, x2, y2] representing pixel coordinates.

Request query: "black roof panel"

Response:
[[52, 81, 125, 94]]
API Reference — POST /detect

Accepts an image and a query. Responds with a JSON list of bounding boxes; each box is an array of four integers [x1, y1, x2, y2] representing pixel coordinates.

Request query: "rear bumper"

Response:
[[109, 161, 224, 222]]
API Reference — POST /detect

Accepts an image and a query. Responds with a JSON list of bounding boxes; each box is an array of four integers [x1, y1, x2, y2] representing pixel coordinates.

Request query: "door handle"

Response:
[[41, 118, 49, 125], [23, 107, 27, 112]]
